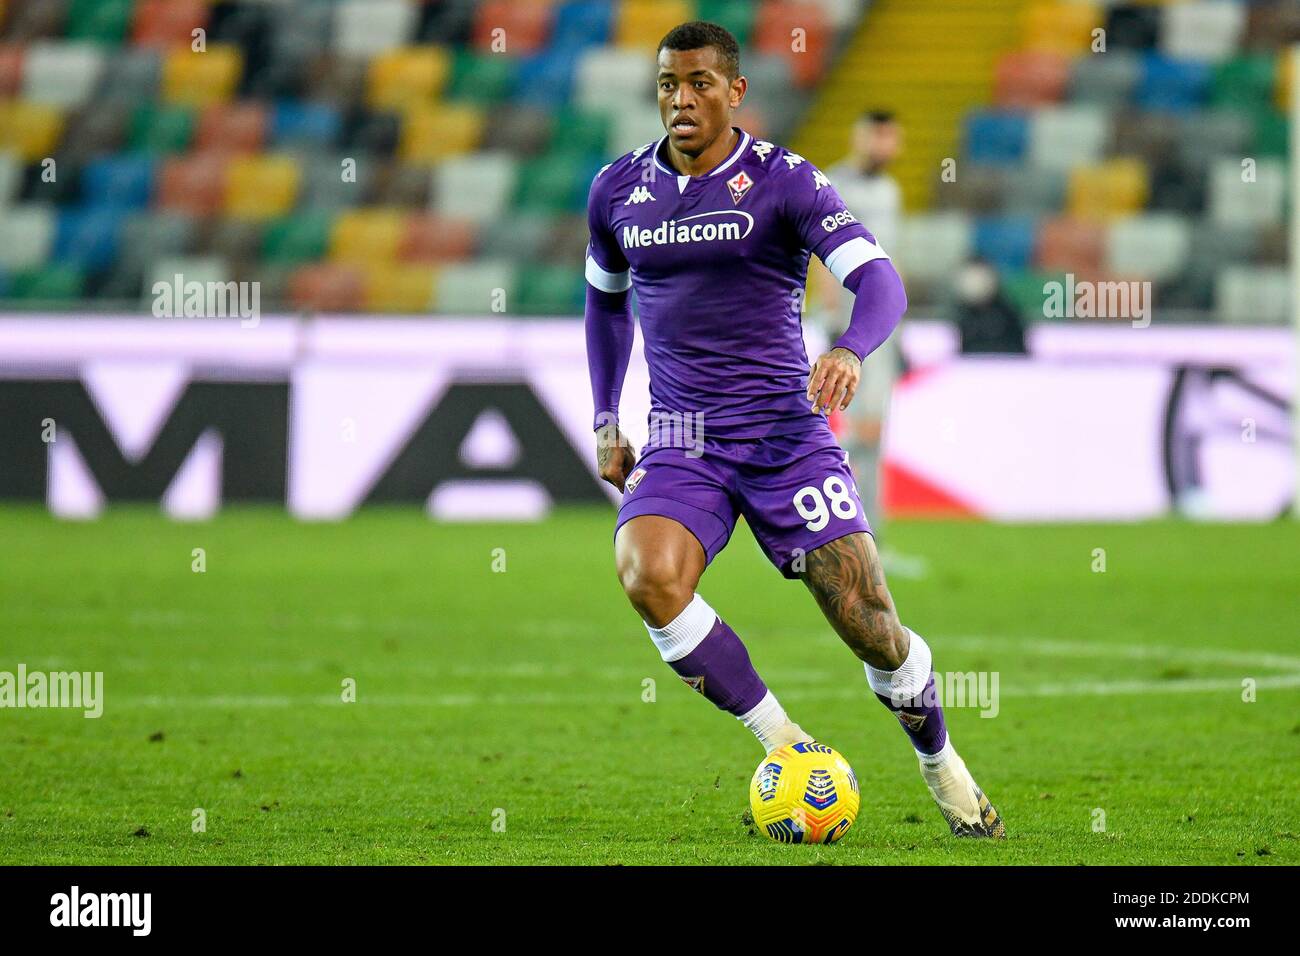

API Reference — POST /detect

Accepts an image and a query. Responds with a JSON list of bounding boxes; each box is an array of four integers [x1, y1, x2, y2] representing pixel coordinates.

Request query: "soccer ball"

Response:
[[749, 741, 860, 845]]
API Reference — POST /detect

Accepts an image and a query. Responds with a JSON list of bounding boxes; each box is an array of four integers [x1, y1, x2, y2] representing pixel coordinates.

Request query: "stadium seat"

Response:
[[480, 212, 560, 263], [995, 51, 1070, 108], [697, 0, 757, 46], [472, 0, 552, 56], [434, 259, 517, 314], [1211, 55, 1277, 111], [514, 148, 600, 212], [432, 152, 518, 224], [964, 111, 1030, 165], [0, 100, 65, 160], [516, 262, 584, 315], [119, 211, 198, 277], [297, 151, 375, 208], [1069, 50, 1141, 107], [1252, 108, 1287, 159], [341, 106, 401, 155], [1160, 1, 1245, 65], [447, 49, 519, 105], [1103, 5, 1160, 52], [161, 45, 243, 107], [754, 0, 832, 88], [60, 99, 132, 156], [362, 262, 436, 312], [368, 46, 451, 111], [270, 100, 342, 149], [513, 48, 578, 108], [370, 160, 432, 207], [1208, 157, 1284, 228], [329, 208, 405, 264], [1136, 54, 1210, 112], [9, 263, 84, 302], [1001, 166, 1068, 217], [1215, 265, 1289, 324], [225, 154, 301, 220], [615, 0, 693, 55], [574, 47, 654, 114], [0, 43, 24, 97], [1022, 1, 1102, 55], [0, 150, 22, 207], [4, 0, 71, 42], [128, 103, 195, 153], [262, 211, 334, 265], [398, 214, 476, 264], [195, 102, 268, 154], [1035, 216, 1105, 277], [894, 213, 972, 287], [973, 216, 1037, 271], [81, 154, 156, 209], [156, 152, 230, 216], [1066, 158, 1149, 221], [1104, 214, 1191, 283], [288, 261, 366, 312], [203, 218, 264, 271], [548, 1, 614, 53], [399, 103, 484, 163], [147, 253, 228, 299], [21, 40, 104, 108], [1028, 106, 1109, 171], [933, 165, 1009, 214], [481, 104, 554, 156], [132, 0, 210, 48], [0, 204, 56, 269], [1146, 158, 1205, 216], [66, 0, 132, 45], [333, 0, 417, 59], [415, 0, 479, 46], [1177, 110, 1252, 170]]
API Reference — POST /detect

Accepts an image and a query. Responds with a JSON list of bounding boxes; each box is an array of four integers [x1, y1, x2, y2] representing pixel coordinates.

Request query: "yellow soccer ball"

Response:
[[749, 741, 860, 844]]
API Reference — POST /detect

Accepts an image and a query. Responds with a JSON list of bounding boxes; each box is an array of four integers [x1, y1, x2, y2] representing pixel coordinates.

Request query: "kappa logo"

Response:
[[681, 675, 706, 694], [812, 168, 830, 191], [624, 185, 655, 205], [752, 140, 775, 162], [624, 466, 647, 494], [726, 170, 753, 204]]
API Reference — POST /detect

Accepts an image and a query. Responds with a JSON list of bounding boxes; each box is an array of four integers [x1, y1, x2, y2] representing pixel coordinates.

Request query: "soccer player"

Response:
[[584, 22, 1004, 839]]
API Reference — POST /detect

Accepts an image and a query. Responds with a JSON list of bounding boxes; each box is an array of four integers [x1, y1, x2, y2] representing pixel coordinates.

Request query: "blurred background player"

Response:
[[819, 111, 905, 549]]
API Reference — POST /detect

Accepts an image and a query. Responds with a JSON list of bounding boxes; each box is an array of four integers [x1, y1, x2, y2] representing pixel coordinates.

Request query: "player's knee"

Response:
[[617, 553, 693, 627]]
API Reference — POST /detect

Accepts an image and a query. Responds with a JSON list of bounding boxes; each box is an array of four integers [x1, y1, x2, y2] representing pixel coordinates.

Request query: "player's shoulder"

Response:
[[587, 139, 661, 205], [737, 134, 829, 191]]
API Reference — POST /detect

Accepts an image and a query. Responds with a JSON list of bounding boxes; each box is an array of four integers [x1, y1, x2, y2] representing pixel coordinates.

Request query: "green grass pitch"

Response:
[[1, 505, 1297, 865]]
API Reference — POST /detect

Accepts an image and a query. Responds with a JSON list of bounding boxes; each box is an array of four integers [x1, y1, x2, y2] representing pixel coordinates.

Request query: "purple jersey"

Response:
[[585, 127, 889, 440]]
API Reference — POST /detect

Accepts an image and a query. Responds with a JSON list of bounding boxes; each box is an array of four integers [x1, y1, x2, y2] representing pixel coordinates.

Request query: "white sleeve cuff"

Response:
[[585, 255, 631, 293], [824, 236, 889, 286]]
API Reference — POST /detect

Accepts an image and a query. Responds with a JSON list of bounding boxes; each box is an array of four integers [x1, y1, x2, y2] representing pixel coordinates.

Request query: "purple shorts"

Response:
[[615, 423, 872, 579]]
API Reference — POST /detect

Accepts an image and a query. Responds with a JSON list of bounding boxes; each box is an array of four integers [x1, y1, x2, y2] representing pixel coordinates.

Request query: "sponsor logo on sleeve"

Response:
[[821, 208, 857, 232]]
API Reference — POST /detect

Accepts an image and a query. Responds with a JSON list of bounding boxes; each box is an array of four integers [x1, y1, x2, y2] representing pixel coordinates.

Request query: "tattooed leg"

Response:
[[800, 532, 909, 670]]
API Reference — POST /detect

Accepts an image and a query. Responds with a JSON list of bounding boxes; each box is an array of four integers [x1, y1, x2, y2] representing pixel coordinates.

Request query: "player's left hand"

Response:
[[807, 347, 861, 415]]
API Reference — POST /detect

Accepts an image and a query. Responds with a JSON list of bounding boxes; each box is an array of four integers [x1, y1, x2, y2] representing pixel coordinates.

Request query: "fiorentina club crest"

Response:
[[681, 675, 706, 694], [726, 170, 753, 204], [895, 711, 928, 732], [624, 466, 647, 494]]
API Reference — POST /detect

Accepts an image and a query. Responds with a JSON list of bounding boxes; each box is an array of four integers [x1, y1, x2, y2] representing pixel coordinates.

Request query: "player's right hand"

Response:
[[595, 423, 638, 492]]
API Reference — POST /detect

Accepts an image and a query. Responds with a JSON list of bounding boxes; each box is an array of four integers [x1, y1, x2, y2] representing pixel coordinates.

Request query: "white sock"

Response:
[[739, 691, 809, 754], [643, 593, 716, 662], [917, 736, 958, 769], [864, 627, 932, 706]]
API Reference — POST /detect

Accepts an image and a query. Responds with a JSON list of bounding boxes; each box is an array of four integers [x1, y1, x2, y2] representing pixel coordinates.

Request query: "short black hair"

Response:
[[658, 21, 741, 80]]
